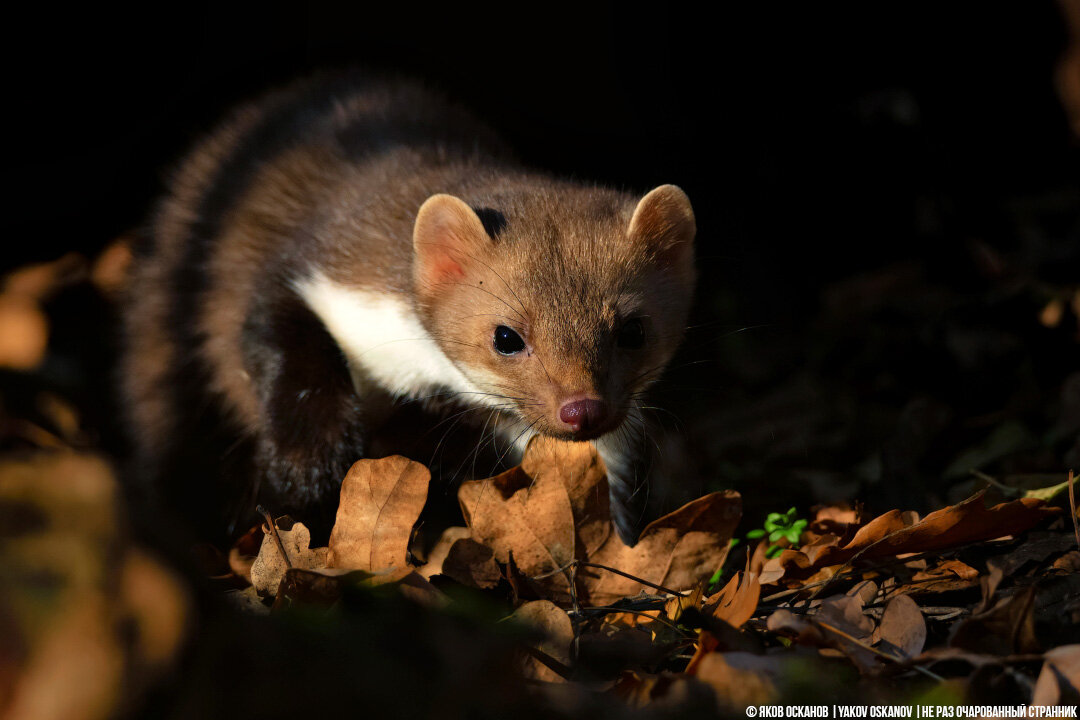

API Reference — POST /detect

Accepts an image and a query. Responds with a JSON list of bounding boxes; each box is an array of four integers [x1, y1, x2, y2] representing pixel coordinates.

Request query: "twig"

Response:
[[529, 560, 688, 598], [573, 605, 696, 638], [523, 646, 574, 680], [815, 620, 945, 682], [256, 504, 292, 569], [1069, 470, 1079, 550], [578, 562, 688, 597], [969, 468, 1018, 495]]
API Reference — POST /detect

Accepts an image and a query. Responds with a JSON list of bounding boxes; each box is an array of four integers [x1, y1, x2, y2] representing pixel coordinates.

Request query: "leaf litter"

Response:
[[194, 433, 1077, 715]]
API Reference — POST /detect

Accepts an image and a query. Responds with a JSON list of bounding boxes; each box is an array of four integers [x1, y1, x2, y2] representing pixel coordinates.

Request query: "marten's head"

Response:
[[413, 183, 696, 442]]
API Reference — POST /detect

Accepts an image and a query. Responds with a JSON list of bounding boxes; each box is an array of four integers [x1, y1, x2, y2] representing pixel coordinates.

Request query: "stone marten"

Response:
[[122, 72, 696, 546]]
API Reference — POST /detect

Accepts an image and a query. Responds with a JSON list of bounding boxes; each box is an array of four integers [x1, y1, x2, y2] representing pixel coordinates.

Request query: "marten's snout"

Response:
[[558, 397, 610, 438]]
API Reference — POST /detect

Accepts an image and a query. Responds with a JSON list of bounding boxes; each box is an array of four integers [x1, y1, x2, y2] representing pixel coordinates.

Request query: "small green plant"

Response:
[[746, 506, 808, 559]]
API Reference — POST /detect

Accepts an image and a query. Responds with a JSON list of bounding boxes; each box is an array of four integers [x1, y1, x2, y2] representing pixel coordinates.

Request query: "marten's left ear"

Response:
[[627, 184, 696, 269], [413, 194, 492, 292]]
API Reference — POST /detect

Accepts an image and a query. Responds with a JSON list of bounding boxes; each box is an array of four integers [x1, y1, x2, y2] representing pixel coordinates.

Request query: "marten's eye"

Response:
[[493, 325, 526, 355], [617, 318, 645, 349]]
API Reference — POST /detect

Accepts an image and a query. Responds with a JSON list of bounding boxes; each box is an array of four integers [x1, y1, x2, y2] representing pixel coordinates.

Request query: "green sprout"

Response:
[[745, 506, 808, 559]]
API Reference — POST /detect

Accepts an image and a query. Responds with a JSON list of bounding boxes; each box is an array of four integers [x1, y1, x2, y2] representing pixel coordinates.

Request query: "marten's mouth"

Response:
[[542, 413, 624, 443]]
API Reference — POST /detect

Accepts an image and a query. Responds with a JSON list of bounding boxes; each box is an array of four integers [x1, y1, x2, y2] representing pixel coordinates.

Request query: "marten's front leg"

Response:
[[241, 285, 367, 538]]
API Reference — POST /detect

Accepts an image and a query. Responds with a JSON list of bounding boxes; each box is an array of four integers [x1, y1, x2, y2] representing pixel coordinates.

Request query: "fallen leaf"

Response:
[[327, 456, 430, 571], [250, 518, 328, 596], [768, 491, 1058, 583], [510, 600, 574, 682], [227, 524, 264, 583], [418, 526, 471, 579], [1031, 644, 1080, 705], [949, 586, 1040, 655], [705, 567, 760, 630], [442, 539, 501, 589], [692, 652, 781, 709], [273, 568, 346, 609], [0, 296, 48, 370], [2, 253, 86, 301], [766, 595, 880, 674], [990, 531, 1077, 578], [582, 491, 741, 605], [0, 452, 188, 720], [874, 595, 926, 658], [458, 438, 599, 600]]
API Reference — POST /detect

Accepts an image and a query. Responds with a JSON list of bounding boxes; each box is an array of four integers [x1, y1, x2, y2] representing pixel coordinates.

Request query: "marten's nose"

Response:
[[558, 398, 609, 436]]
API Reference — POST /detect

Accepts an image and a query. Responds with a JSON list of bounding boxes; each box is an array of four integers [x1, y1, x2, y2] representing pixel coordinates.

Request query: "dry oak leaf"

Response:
[[414, 526, 502, 589], [250, 519, 328, 596], [327, 455, 430, 571], [510, 600, 574, 683], [764, 491, 1058, 583], [705, 565, 761, 630], [418, 526, 471, 579], [458, 437, 609, 601], [583, 491, 741, 605], [442, 539, 502, 589], [460, 437, 740, 605]]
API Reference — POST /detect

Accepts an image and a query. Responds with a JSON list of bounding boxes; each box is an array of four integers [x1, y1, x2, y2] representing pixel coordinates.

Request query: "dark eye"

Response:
[[617, 318, 645, 349], [493, 325, 526, 355]]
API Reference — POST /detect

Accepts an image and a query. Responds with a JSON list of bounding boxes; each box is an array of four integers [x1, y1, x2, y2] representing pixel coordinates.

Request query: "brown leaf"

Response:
[[2, 253, 87, 301], [458, 447, 578, 599], [510, 600, 574, 682], [442, 539, 502, 589], [949, 586, 1040, 655], [250, 518, 328, 596], [273, 568, 346, 609], [767, 595, 880, 674], [459, 437, 739, 605], [327, 456, 430, 571], [1031, 644, 1080, 705], [990, 531, 1076, 577], [119, 549, 189, 668], [873, 595, 926, 658], [417, 526, 471, 579], [692, 652, 781, 709], [583, 492, 741, 605], [0, 296, 48, 371], [705, 568, 760, 630], [914, 558, 980, 582], [227, 524, 265, 583], [769, 491, 1058, 583]]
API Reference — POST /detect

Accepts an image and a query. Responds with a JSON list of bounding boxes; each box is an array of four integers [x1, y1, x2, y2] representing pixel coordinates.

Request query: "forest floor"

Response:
[[1, 223, 1078, 718]]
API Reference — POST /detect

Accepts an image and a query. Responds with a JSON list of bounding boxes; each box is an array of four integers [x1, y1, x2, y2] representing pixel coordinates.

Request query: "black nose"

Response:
[[558, 398, 609, 435]]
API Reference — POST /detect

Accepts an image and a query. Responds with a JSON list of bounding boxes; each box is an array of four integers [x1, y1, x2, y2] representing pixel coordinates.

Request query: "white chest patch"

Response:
[[295, 273, 493, 406]]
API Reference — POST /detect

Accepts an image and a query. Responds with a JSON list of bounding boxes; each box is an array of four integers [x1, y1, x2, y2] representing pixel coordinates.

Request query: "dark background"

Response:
[[6, 1, 1079, 520], [9, 2, 1076, 307]]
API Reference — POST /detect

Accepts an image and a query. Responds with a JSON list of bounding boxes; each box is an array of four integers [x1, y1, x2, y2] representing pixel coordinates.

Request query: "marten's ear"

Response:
[[413, 194, 492, 291], [627, 185, 696, 270]]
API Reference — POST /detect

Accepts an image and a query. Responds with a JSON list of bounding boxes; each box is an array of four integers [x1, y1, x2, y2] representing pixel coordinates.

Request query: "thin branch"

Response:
[[256, 504, 292, 569], [1069, 470, 1079, 550], [577, 562, 688, 598]]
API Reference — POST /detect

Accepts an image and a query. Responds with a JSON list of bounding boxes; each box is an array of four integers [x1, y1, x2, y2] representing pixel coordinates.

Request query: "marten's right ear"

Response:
[[413, 194, 492, 292]]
